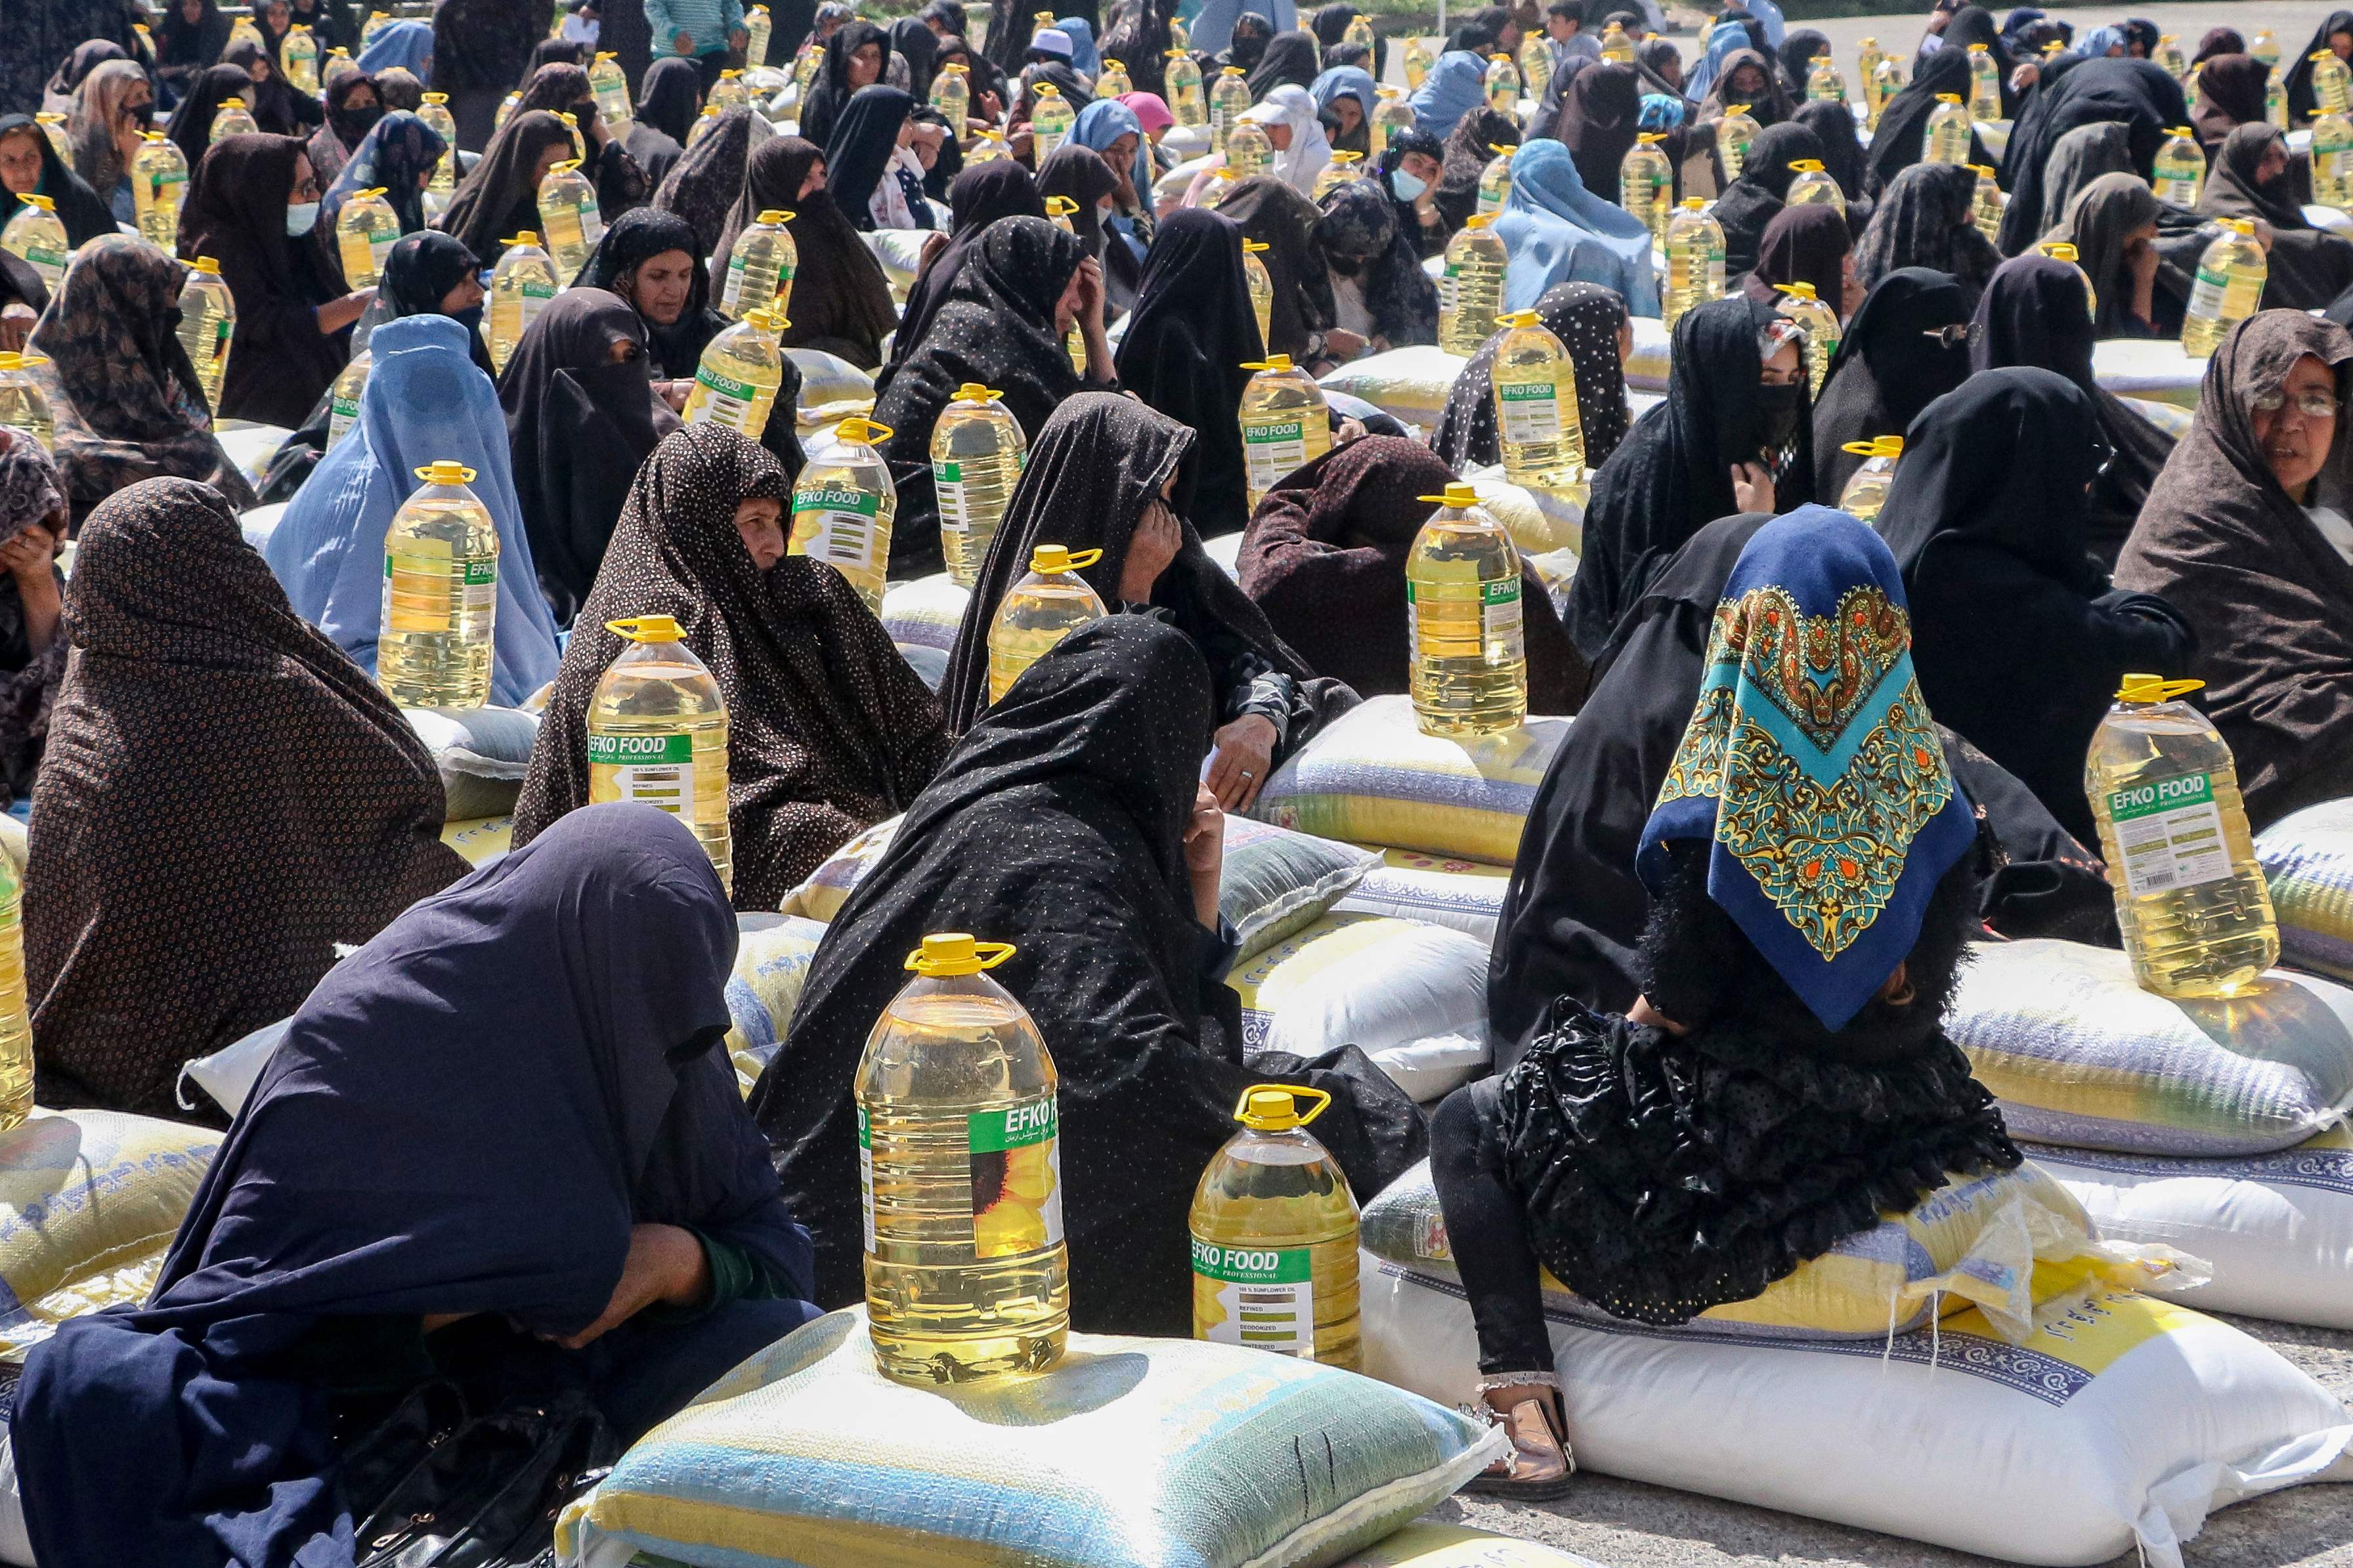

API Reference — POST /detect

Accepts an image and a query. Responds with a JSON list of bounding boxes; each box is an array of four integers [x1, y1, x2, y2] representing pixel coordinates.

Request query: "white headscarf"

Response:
[[1240, 84, 1331, 196]]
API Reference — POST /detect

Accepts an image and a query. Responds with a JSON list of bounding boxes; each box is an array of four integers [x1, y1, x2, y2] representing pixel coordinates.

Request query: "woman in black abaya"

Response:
[[1861, 48, 1987, 198], [2284, 12, 2353, 125], [1853, 161, 1998, 301], [2198, 124, 2353, 312], [627, 55, 701, 188], [1811, 266, 1972, 501], [1433, 279, 1631, 473], [720, 135, 900, 372], [1707, 118, 1827, 282], [437, 109, 576, 265], [1114, 208, 1261, 539], [1995, 56, 2186, 257], [890, 157, 1047, 370]]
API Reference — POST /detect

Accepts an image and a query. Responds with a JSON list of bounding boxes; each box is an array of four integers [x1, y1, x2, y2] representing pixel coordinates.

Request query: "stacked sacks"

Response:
[[2258, 798, 2353, 983]]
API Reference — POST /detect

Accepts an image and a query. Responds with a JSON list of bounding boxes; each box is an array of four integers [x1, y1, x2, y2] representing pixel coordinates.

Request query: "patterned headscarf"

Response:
[[0, 429, 64, 547], [320, 109, 447, 234], [1637, 507, 1977, 1029], [65, 60, 149, 197]]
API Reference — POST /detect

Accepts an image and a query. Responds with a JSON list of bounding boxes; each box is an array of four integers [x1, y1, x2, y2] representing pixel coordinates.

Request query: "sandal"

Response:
[[1464, 1382, 1575, 1501]]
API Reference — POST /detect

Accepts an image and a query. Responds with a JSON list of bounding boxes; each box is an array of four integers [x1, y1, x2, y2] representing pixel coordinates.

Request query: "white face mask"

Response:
[[284, 200, 320, 236], [1391, 167, 1427, 200]]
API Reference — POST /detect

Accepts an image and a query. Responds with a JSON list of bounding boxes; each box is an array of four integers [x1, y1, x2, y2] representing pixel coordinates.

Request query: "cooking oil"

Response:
[[1598, 20, 1633, 63], [987, 543, 1107, 702], [1966, 43, 2000, 119], [1926, 93, 1972, 163], [1094, 57, 1133, 97], [487, 232, 558, 375], [0, 356, 53, 454], [588, 614, 731, 892], [1967, 162, 2001, 241], [1663, 196, 1724, 326], [1620, 133, 1672, 245], [1805, 51, 1846, 104], [284, 26, 320, 92], [2268, 70, 2289, 131], [1857, 37, 1889, 120], [378, 460, 498, 710], [2084, 675, 2279, 998], [2038, 240, 2098, 318], [1869, 53, 1905, 127], [683, 306, 787, 439], [420, 93, 459, 201], [0, 847, 33, 1135], [1475, 141, 1514, 215], [1167, 11, 1188, 51], [361, 9, 391, 45], [1345, 12, 1375, 48], [1786, 157, 1844, 214], [1404, 35, 1435, 88], [334, 186, 400, 286], [1243, 238, 1274, 352], [211, 100, 259, 141], [1238, 354, 1331, 509], [1311, 149, 1362, 201], [2180, 218, 2266, 358], [932, 384, 1027, 586], [1372, 85, 1414, 158], [1211, 66, 1251, 152], [1407, 480, 1525, 736], [744, 5, 771, 64], [538, 158, 603, 274], [1836, 436, 1900, 524], [792, 39, 823, 95], [1190, 1086, 1360, 1367], [2312, 110, 2353, 205], [708, 69, 750, 111], [2253, 28, 2279, 69], [176, 256, 235, 412], [1715, 104, 1759, 177], [494, 91, 521, 135], [1167, 51, 1206, 127], [1491, 308, 1583, 491], [858, 933, 1069, 1384], [966, 127, 1011, 165], [1031, 83, 1075, 161], [1437, 211, 1506, 354], [35, 114, 68, 165], [931, 61, 970, 127], [790, 415, 896, 612], [1775, 282, 1838, 398], [589, 51, 634, 137], [323, 47, 357, 90], [2313, 49, 2352, 114], [2153, 33, 2188, 82], [1044, 196, 1087, 371], [0, 198, 66, 293], [2152, 126, 2204, 205], [1224, 118, 1272, 180], [1517, 31, 1553, 100], [1484, 51, 1521, 113], [720, 208, 798, 322], [326, 350, 372, 448]]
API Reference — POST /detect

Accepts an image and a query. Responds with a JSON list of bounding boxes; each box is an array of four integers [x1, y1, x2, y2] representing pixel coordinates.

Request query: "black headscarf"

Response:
[[307, 70, 386, 189], [1037, 140, 1117, 257], [2200, 123, 2353, 311], [1792, 96, 1868, 205], [1853, 161, 1998, 303], [221, 36, 324, 137], [2192, 53, 2269, 152], [1876, 367, 2193, 845], [890, 157, 1047, 370], [1696, 45, 1795, 127], [2045, 168, 2164, 337], [1710, 117, 1826, 281], [748, 612, 1419, 1330], [1776, 28, 1828, 95], [1863, 47, 1984, 197], [1314, 177, 1437, 348], [1544, 59, 1642, 199], [1309, 3, 1354, 47], [872, 215, 1090, 581], [158, 0, 232, 75], [1996, 57, 2186, 255], [1246, 28, 1320, 98], [438, 107, 574, 263], [177, 132, 348, 427], [1433, 278, 1631, 473], [651, 106, 758, 257], [800, 17, 889, 150], [825, 83, 915, 233], [0, 115, 114, 249], [572, 205, 725, 381], [1938, 5, 2019, 114], [1115, 207, 1261, 536], [511, 60, 649, 219], [720, 135, 899, 372], [2035, 119, 2132, 234], [1739, 201, 1850, 308], [1209, 174, 1334, 359], [624, 54, 701, 188], [165, 62, 258, 167], [1811, 266, 1970, 500], [378, 228, 494, 373], [495, 286, 680, 625], [2284, 12, 2353, 123], [1433, 106, 1519, 230], [890, 15, 939, 100], [1566, 295, 1815, 658]]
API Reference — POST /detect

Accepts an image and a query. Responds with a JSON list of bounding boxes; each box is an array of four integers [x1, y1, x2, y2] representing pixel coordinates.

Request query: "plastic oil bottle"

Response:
[[1372, 85, 1414, 158], [1857, 36, 1888, 119], [334, 186, 400, 287], [1869, 53, 1906, 128], [2268, 70, 2289, 131], [1166, 50, 1206, 127], [1966, 42, 2000, 119], [0, 356, 53, 455], [1224, 119, 1272, 181], [1437, 211, 1507, 355], [176, 256, 236, 412], [538, 158, 603, 274], [1805, 50, 1846, 105], [2253, 28, 2279, 70], [790, 415, 896, 611], [1406, 480, 1526, 736], [1031, 83, 1075, 162], [1210, 66, 1251, 152], [589, 51, 634, 137], [487, 232, 558, 374], [2314, 49, 2352, 114], [1044, 196, 1089, 372], [1491, 308, 1584, 491], [966, 128, 1010, 167], [284, 24, 320, 92], [683, 305, 786, 439], [2084, 675, 2279, 998], [2313, 105, 2353, 207], [931, 61, 970, 127], [1189, 1086, 1360, 1368], [2152, 126, 2204, 205], [2180, 218, 2266, 358], [743, 4, 771, 64], [323, 47, 357, 91], [326, 350, 372, 448], [1715, 104, 1759, 178], [792, 39, 823, 95], [1475, 142, 1515, 215], [34, 114, 68, 165], [420, 93, 460, 206], [2153, 33, 2188, 83], [1238, 354, 1332, 509], [987, 543, 1107, 702], [588, 614, 732, 891], [857, 933, 1069, 1385], [494, 91, 521, 136], [211, 99, 259, 142], [361, 9, 391, 45], [1786, 157, 1844, 215], [2038, 240, 2098, 318], [1484, 51, 1521, 113], [1345, 11, 1375, 48], [1095, 56, 1133, 98], [1836, 436, 1901, 524], [720, 209, 797, 322], [1167, 9, 1188, 51], [0, 845, 33, 1135], [378, 461, 498, 710], [0, 197, 66, 294], [932, 384, 1027, 587], [1965, 163, 2002, 241], [1598, 20, 1634, 63], [708, 69, 750, 112], [1663, 197, 1725, 326], [1926, 93, 1972, 163], [1311, 149, 1362, 202], [1621, 132, 1672, 246], [1775, 282, 1838, 398], [1404, 35, 1435, 89], [1242, 238, 1274, 352], [1517, 30, 1553, 101]]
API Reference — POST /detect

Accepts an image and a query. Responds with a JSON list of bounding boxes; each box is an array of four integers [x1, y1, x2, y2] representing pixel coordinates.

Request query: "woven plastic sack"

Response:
[[2092, 337, 2203, 410], [1459, 468, 1582, 558], [1253, 695, 1570, 866], [1333, 1524, 1606, 1568], [878, 572, 972, 653], [439, 815, 513, 867], [787, 347, 873, 414], [555, 1305, 1504, 1568], [1204, 530, 1244, 582], [2120, 394, 2193, 441], [1224, 914, 1492, 1101], [402, 705, 539, 820], [1362, 1270, 2350, 1567], [2257, 796, 2353, 982], [1332, 847, 1511, 943], [1315, 347, 1466, 433], [723, 915, 827, 1093], [0, 1111, 221, 1362], [1947, 938, 2353, 1156], [860, 228, 931, 299], [1620, 313, 1670, 393]]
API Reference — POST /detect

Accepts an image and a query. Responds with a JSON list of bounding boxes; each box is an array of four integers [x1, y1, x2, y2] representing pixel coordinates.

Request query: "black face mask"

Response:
[[1756, 380, 1803, 457], [333, 102, 384, 138]]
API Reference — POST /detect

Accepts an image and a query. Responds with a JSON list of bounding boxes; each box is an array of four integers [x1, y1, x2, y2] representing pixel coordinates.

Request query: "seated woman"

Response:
[[943, 392, 1357, 803], [626, 54, 702, 188], [223, 35, 324, 136], [179, 134, 373, 427], [513, 426, 950, 908], [1240, 436, 1587, 712], [722, 136, 905, 374], [2116, 312, 2353, 829], [1878, 368, 2193, 848], [1315, 180, 1440, 353], [22, 236, 257, 524], [1494, 139, 1659, 318], [0, 114, 113, 251], [0, 432, 69, 806], [30, 478, 468, 1117], [1216, 175, 1341, 365], [16, 805, 821, 1565], [319, 109, 446, 259], [1810, 266, 1970, 502], [2198, 125, 2353, 312], [1735, 202, 1855, 318], [749, 614, 1420, 1330], [1440, 512, 2019, 1496], [1115, 209, 1261, 539], [1706, 119, 1828, 283], [872, 217, 1113, 581], [438, 108, 578, 266], [509, 60, 649, 217], [826, 84, 930, 233], [303, 70, 384, 189], [265, 314, 563, 706], [2042, 170, 2174, 337], [575, 207, 727, 406], [1433, 279, 1632, 474], [1852, 163, 1998, 308], [163, 62, 264, 169]]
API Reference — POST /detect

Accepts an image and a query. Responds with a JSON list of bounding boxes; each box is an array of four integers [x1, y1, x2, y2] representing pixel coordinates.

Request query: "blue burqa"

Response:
[[1494, 138, 1660, 316], [1408, 49, 1486, 138]]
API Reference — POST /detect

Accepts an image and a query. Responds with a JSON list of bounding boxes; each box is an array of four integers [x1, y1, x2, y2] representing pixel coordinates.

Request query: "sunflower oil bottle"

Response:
[[1598, 20, 1634, 64], [1517, 30, 1553, 100], [1371, 85, 1413, 158], [361, 9, 392, 45], [1190, 1086, 1360, 1367], [1167, 50, 1206, 127], [2253, 28, 2279, 70], [2180, 218, 2266, 357], [1404, 35, 1435, 89], [1406, 480, 1525, 736], [1621, 132, 1672, 245], [1167, 10, 1188, 51], [0, 356, 53, 454], [2313, 49, 2352, 114], [1238, 354, 1331, 508], [326, 350, 372, 448], [683, 305, 787, 438], [792, 38, 823, 95], [588, 615, 732, 891], [931, 61, 970, 127], [1031, 83, 1075, 161], [1242, 238, 1274, 351], [1869, 53, 1906, 127], [790, 415, 896, 611], [1923, 93, 1975, 163], [495, 91, 522, 135], [1968, 162, 2002, 240], [487, 232, 558, 375], [1044, 196, 1089, 372], [1491, 308, 1583, 490], [1475, 142, 1514, 215], [1484, 53, 1521, 114], [34, 114, 68, 164], [0, 845, 32, 1134], [211, 100, 260, 142], [539, 158, 603, 274], [932, 384, 1027, 586], [2152, 33, 2188, 84], [708, 68, 750, 112], [1786, 157, 1844, 215], [1965, 43, 2000, 119], [1857, 36, 1889, 119], [1805, 51, 1847, 104], [334, 186, 400, 287], [1211, 66, 1252, 152], [720, 209, 797, 321], [1437, 211, 1506, 354], [858, 933, 1069, 1385], [589, 51, 634, 137], [323, 46, 358, 90], [1312, 149, 1362, 201], [175, 257, 235, 411], [420, 93, 460, 209], [1224, 118, 1272, 180], [741, 3, 771, 62], [2268, 70, 2290, 131], [1345, 11, 1375, 48], [1836, 436, 1900, 524], [131, 133, 189, 249], [1715, 104, 1759, 177], [284, 25, 321, 92], [2152, 127, 2204, 205], [1775, 282, 1838, 398], [2085, 675, 2279, 998], [2037, 240, 2098, 317], [1095, 56, 1133, 98], [0, 198, 66, 294], [1663, 197, 1724, 326], [987, 543, 1107, 702], [228, 12, 265, 53], [378, 461, 498, 710], [966, 127, 1011, 166], [2313, 107, 2353, 205]]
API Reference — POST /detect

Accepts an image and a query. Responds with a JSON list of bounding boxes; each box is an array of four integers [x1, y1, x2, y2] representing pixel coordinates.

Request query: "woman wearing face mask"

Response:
[[156, 0, 234, 99], [1811, 266, 1972, 501], [1379, 127, 1448, 257], [179, 133, 372, 427], [303, 70, 383, 188], [509, 61, 649, 219], [64, 58, 152, 224], [438, 108, 578, 265]]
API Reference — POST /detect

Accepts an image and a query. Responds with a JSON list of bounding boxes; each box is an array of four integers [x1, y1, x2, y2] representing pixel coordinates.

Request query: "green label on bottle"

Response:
[[1190, 1238, 1312, 1283], [588, 732, 693, 765], [152, 169, 185, 190], [968, 1095, 1063, 1258], [2107, 770, 2232, 897], [462, 558, 497, 585], [792, 482, 880, 517], [699, 368, 757, 401], [522, 280, 556, 299], [857, 1103, 874, 1252], [213, 317, 233, 353], [589, 729, 695, 816], [1482, 578, 1521, 604], [1192, 1235, 1316, 1355], [1245, 419, 1305, 444]]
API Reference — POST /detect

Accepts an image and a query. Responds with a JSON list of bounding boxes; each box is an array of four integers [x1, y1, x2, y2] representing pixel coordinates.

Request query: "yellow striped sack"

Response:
[[724, 916, 829, 1093], [439, 815, 513, 866], [2258, 797, 2353, 983]]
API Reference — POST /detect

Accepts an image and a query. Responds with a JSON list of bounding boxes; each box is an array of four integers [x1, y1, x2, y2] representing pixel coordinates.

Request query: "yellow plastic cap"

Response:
[[606, 614, 684, 642], [1037, 83, 1061, 96], [1840, 439, 1881, 457], [2042, 241, 2079, 261], [834, 415, 892, 444], [1417, 481, 1482, 507], [1777, 281, 1818, 299], [1465, 211, 1498, 228], [1968, 41, 1987, 51], [1491, 52, 1511, 61], [1043, 194, 1079, 215], [1966, 163, 1995, 176], [905, 933, 1016, 976], [557, 111, 578, 125], [1859, 35, 1876, 45], [1840, 435, 1903, 458], [953, 383, 1003, 402], [1726, 103, 1751, 114], [1031, 543, 1104, 574], [35, 114, 63, 125], [720, 68, 742, 78], [1636, 131, 1666, 144], [505, 230, 542, 245], [2116, 674, 2205, 703], [596, 50, 616, 60], [1681, 196, 1706, 209], [190, 255, 220, 274], [355, 185, 389, 199], [0, 354, 24, 371], [1936, 92, 1962, 102], [2168, 125, 2194, 138], [1243, 353, 1295, 371], [1103, 56, 1124, 69], [1377, 84, 1399, 98], [422, 91, 448, 103], [2316, 50, 2340, 62], [1788, 158, 1824, 172], [415, 461, 477, 484], [1234, 1084, 1331, 1130], [18, 194, 52, 212], [756, 207, 794, 224], [1243, 238, 1269, 253], [2220, 217, 2256, 236], [1167, 46, 1190, 56], [1222, 64, 1246, 75], [1488, 142, 1515, 156], [1331, 150, 1361, 164]]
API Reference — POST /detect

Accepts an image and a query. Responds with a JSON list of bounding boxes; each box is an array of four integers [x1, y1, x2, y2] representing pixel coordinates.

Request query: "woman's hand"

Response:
[[1183, 782, 1224, 927], [1335, 416, 1369, 442], [550, 1223, 709, 1349], [317, 286, 376, 335], [1729, 459, 1775, 514], [0, 519, 59, 655], [0, 303, 32, 354], [653, 377, 691, 411], [1206, 713, 1277, 812]]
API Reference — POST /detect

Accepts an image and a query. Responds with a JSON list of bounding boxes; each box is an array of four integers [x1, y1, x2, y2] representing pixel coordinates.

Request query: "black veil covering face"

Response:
[[1811, 265, 1971, 499], [1114, 207, 1262, 538]]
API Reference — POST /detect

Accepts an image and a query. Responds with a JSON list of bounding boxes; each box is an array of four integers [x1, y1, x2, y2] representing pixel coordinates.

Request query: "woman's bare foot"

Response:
[[1466, 1381, 1574, 1500]]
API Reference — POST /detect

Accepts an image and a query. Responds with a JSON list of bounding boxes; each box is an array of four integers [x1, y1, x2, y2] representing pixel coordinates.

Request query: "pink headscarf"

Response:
[[1121, 91, 1175, 136]]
